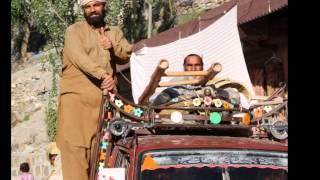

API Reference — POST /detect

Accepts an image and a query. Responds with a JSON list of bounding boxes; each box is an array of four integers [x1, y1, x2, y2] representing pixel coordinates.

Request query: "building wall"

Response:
[[241, 9, 287, 96]]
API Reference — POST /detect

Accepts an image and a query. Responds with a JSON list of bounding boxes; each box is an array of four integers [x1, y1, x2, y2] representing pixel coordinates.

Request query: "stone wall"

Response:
[[11, 54, 54, 179]]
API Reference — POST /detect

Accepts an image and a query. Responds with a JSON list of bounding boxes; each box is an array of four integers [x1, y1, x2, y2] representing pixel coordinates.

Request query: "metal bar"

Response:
[[109, 100, 147, 122], [153, 124, 250, 130], [249, 100, 284, 109], [150, 106, 249, 112], [252, 102, 287, 122], [157, 114, 237, 122]]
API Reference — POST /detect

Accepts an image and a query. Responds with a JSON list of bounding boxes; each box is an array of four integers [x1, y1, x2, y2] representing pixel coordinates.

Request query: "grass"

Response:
[[23, 114, 30, 121], [45, 50, 61, 141], [176, 10, 205, 25]]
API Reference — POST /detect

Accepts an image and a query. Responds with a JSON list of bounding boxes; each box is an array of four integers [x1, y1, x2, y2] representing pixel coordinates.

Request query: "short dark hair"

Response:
[[183, 54, 203, 66], [20, 162, 30, 173]]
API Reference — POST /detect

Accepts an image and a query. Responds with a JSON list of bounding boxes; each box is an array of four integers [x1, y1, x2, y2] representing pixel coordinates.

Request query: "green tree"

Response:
[[105, 0, 123, 26], [152, 0, 176, 34], [11, 0, 33, 61], [30, 0, 81, 54], [120, 0, 177, 43], [122, 0, 148, 43], [11, 0, 177, 140], [27, 0, 81, 141]]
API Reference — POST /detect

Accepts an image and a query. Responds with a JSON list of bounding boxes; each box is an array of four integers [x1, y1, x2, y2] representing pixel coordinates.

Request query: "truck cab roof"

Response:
[[116, 135, 287, 154]]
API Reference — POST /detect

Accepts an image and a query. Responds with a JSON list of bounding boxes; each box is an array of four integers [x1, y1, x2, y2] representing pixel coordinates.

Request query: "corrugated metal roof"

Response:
[[238, 0, 288, 24]]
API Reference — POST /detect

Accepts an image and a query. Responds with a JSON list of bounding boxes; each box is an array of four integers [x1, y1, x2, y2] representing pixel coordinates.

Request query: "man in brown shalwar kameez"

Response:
[[56, 0, 132, 179]]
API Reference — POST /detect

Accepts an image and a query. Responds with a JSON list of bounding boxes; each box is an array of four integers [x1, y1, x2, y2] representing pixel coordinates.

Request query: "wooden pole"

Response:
[[89, 92, 108, 180], [159, 79, 199, 87], [164, 71, 209, 76], [196, 63, 222, 86], [138, 59, 169, 104], [159, 63, 222, 87], [147, 1, 152, 38]]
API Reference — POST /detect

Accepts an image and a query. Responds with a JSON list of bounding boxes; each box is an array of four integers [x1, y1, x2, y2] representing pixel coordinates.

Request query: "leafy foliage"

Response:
[[153, 0, 176, 34], [121, 0, 177, 43], [11, 0, 32, 26], [29, 0, 80, 49], [176, 10, 204, 25], [105, 0, 123, 26], [11, 0, 33, 58], [44, 51, 61, 141], [122, 0, 148, 43]]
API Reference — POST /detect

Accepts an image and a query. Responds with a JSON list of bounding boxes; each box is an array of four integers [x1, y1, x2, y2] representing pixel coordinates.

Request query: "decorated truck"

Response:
[[90, 3, 289, 179], [89, 60, 288, 180]]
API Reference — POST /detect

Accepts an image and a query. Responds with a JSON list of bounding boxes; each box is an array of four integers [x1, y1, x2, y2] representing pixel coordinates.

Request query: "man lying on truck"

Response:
[[150, 52, 249, 109], [149, 52, 204, 105]]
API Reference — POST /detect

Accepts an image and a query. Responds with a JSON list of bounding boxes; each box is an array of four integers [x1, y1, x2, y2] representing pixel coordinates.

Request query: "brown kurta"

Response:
[[56, 21, 132, 148]]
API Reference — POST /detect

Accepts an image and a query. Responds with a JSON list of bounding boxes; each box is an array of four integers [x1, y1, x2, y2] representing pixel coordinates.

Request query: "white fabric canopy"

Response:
[[130, 5, 255, 103]]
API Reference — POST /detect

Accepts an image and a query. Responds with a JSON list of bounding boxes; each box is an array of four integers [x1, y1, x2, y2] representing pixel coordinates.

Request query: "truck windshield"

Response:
[[138, 149, 287, 180]]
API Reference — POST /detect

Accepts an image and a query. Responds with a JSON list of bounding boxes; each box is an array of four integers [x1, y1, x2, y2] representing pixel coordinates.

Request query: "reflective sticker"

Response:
[[254, 107, 263, 118], [102, 132, 110, 141], [141, 154, 158, 171], [99, 152, 106, 161], [210, 112, 222, 124], [98, 162, 105, 170], [108, 93, 116, 102], [213, 99, 222, 107], [263, 105, 272, 113], [115, 99, 124, 108], [223, 101, 230, 109], [204, 96, 212, 106], [98, 168, 125, 180], [124, 104, 133, 113], [242, 113, 251, 125], [100, 141, 108, 150], [171, 97, 179, 102], [193, 98, 202, 106], [133, 108, 143, 117]]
